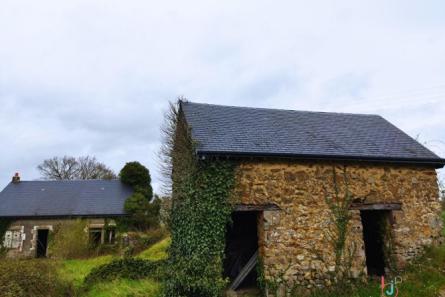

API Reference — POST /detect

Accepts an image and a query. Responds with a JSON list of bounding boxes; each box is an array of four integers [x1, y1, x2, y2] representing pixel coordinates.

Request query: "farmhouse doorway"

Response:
[[224, 211, 259, 290], [360, 210, 390, 276], [36, 229, 49, 258]]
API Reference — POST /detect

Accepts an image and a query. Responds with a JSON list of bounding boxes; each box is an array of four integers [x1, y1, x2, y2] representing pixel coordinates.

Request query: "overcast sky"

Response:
[[1, 0, 444, 193]]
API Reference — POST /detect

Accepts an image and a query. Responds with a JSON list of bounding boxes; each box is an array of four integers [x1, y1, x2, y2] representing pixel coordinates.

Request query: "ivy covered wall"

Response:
[[162, 101, 237, 297]]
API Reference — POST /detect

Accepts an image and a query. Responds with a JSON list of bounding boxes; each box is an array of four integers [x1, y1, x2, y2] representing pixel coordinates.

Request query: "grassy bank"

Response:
[[56, 238, 170, 297], [83, 279, 160, 297], [59, 255, 115, 289]]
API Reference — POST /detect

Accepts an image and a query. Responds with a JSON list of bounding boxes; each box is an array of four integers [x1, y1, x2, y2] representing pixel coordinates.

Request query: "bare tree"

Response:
[[77, 156, 116, 180], [37, 156, 78, 180], [439, 178, 445, 200], [37, 156, 116, 180]]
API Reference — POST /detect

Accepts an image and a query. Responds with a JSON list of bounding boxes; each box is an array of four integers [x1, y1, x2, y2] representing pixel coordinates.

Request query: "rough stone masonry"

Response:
[[233, 160, 443, 289]]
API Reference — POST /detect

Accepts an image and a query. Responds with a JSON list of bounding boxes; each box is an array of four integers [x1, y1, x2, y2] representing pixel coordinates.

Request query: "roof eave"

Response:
[[0, 213, 128, 219], [197, 151, 445, 168]]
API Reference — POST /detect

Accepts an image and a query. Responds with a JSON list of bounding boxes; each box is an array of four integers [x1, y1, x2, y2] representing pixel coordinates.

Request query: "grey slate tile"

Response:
[[181, 102, 444, 165], [0, 180, 132, 217]]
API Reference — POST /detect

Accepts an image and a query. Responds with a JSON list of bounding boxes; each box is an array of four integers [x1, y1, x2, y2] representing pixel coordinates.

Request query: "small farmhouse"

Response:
[[0, 175, 132, 258], [177, 101, 445, 290]]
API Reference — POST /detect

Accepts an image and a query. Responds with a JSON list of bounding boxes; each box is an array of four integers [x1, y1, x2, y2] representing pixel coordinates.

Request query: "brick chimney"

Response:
[[12, 172, 20, 184]]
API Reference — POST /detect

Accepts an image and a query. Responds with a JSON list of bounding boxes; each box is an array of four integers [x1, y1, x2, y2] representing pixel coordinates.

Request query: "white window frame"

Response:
[[2, 226, 25, 251]]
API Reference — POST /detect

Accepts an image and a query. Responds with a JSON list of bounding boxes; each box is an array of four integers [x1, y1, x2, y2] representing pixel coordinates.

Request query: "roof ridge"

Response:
[[16, 179, 121, 183], [183, 101, 381, 117]]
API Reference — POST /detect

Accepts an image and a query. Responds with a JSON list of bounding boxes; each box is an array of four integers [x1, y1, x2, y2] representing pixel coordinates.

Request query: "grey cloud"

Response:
[[1, 0, 445, 191]]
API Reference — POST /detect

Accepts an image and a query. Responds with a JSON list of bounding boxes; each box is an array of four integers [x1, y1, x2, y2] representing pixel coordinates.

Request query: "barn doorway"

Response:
[[360, 210, 390, 276], [36, 229, 49, 258], [224, 211, 259, 290]]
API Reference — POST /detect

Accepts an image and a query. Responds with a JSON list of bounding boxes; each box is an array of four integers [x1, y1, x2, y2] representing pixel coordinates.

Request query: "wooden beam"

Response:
[[349, 203, 402, 210], [233, 204, 280, 212], [229, 250, 258, 291]]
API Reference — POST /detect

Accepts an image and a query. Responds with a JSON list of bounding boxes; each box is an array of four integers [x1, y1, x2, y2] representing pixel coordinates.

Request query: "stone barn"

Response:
[[179, 101, 444, 290], [0, 174, 132, 258]]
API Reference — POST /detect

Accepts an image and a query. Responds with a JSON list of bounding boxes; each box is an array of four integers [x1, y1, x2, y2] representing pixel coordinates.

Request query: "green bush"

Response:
[[119, 161, 161, 231], [146, 197, 162, 227], [49, 219, 90, 259], [0, 259, 72, 297], [122, 193, 161, 231], [125, 193, 151, 214], [119, 161, 153, 200], [84, 258, 165, 286]]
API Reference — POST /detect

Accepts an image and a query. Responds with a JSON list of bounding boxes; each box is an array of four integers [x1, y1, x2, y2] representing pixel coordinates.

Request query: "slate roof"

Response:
[[0, 180, 133, 218], [181, 101, 445, 167]]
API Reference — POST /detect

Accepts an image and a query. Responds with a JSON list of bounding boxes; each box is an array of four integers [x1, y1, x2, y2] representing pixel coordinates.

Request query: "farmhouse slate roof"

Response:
[[181, 101, 445, 167], [0, 179, 133, 218]]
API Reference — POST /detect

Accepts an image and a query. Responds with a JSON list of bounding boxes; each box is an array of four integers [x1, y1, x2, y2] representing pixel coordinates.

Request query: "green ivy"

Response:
[[0, 219, 11, 243], [164, 160, 236, 297], [0, 219, 12, 257], [160, 101, 237, 297], [323, 166, 355, 278]]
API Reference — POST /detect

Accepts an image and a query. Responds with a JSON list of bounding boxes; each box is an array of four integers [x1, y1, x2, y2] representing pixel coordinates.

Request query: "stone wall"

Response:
[[4, 218, 109, 258], [233, 160, 443, 290]]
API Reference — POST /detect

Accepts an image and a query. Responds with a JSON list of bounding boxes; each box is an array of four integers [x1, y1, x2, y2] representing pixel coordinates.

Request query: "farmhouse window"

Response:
[[89, 228, 103, 246], [3, 230, 24, 249]]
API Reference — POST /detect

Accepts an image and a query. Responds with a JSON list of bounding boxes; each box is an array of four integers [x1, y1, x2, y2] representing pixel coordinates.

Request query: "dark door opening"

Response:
[[360, 210, 389, 276], [89, 228, 102, 247], [224, 211, 259, 290], [36, 229, 49, 258]]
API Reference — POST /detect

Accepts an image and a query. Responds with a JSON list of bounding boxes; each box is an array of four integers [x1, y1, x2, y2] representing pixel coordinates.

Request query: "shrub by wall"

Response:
[[49, 219, 90, 259], [0, 218, 11, 257], [0, 260, 72, 297]]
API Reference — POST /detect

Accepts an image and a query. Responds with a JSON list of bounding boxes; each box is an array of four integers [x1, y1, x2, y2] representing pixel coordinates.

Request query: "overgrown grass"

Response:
[[58, 255, 115, 288], [56, 237, 171, 296], [58, 236, 171, 290], [84, 279, 160, 297], [137, 237, 171, 261]]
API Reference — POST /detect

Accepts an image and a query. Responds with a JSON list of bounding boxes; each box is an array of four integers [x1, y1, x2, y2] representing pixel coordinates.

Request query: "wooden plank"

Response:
[[234, 204, 280, 212], [229, 250, 258, 291], [349, 203, 402, 210]]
